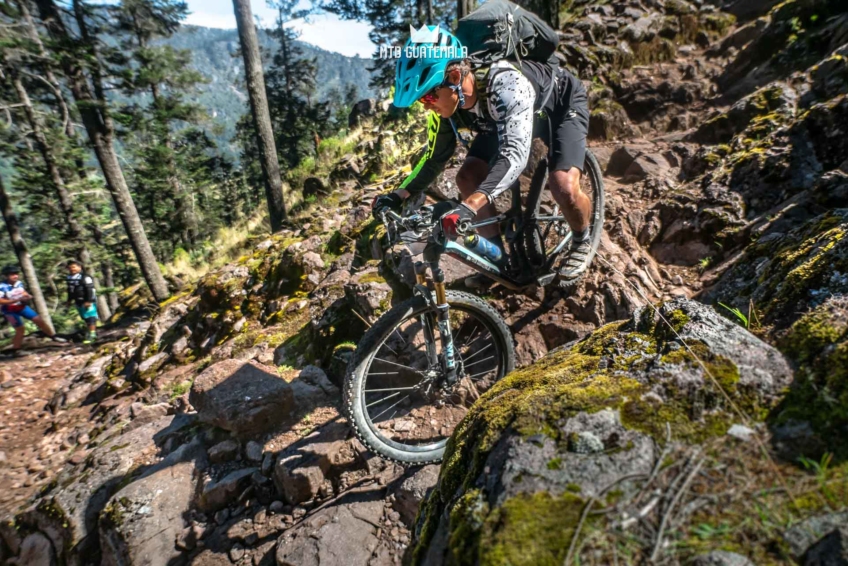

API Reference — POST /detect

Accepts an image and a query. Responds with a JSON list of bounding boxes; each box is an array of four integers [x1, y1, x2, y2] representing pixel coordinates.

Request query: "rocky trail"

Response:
[[3, 0, 848, 564]]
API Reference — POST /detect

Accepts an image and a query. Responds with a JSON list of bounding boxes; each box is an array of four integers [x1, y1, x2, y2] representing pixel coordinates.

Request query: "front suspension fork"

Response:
[[430, 262, 458, 386]]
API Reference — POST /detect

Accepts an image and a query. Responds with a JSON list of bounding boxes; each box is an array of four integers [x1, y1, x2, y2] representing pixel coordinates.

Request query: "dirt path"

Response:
[[0, 340, 93, 515]]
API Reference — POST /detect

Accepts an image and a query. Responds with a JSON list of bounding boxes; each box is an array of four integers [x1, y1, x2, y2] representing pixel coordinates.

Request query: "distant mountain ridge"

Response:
[[161, 25, 378, 154]]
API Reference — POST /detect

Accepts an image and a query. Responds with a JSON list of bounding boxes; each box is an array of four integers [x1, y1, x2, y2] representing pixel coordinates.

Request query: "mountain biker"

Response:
[[66, 259, 98, 344], [0, 265, 66, 355], [372, 25, 592, 284]]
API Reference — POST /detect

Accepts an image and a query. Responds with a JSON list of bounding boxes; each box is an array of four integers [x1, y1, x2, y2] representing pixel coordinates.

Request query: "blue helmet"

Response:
[[393, 25, 464, 108]]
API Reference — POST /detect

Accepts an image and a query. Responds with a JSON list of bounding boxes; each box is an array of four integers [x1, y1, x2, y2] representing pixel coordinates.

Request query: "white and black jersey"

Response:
[[398, 60, 589, 199]]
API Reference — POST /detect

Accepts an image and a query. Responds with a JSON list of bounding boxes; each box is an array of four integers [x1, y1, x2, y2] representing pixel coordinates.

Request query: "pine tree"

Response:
[[232, 0, 288, 231], [111, 0, 206, 252], [33, 0, 170, 302], [0, 173, 54, 332], [0, 0, 113, 319], [265, 0, 329, 169]]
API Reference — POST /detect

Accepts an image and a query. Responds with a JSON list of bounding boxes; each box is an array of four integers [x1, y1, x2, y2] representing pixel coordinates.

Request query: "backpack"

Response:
[[455, 0, 560, 116], [455, 0, 559, 66]]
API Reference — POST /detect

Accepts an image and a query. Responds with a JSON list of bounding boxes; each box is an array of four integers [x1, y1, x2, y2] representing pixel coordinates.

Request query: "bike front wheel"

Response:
[[344, 290, 515, 464]]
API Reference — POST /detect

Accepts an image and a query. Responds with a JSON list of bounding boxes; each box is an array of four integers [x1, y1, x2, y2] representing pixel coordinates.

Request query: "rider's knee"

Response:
[[455, 167, 478, 198], [550, 169, 581, 203], [456, 158, 488, 198]]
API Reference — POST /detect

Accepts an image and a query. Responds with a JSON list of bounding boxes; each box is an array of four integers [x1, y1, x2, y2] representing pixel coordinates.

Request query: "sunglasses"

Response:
[[419, 87, 440, 105]]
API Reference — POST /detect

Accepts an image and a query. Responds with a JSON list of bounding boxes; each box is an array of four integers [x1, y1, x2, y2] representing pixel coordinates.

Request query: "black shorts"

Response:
[[465, 71, 589, 173], [546, 75, 589, 173]]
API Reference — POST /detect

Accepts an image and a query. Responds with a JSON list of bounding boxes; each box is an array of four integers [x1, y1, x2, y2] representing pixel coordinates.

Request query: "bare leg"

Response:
[[456, 157, 499, 240], [31, 315, 55, 337], [12, 326, 24, 349], [548, 167, 591, 234]]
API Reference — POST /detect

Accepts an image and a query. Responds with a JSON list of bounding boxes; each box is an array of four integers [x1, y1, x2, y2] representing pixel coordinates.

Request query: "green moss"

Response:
[[547, 457, 562, 470], [699, 11, 736, 36], [412, 301, 791, 562], [479, 491, 588, 566], [771, 298, 848, 457], [357, 271, 387, 285], [631, 36, 677, 66]]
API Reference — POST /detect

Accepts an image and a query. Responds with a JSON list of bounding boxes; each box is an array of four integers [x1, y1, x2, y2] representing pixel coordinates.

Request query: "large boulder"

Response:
[[409, 298, 793, 564], [8, 415, 196, 564], [348, 98, 377, 128], [273, 422, 362, 505], [189, 360, 295, 438], [99, 440, 208, 566]]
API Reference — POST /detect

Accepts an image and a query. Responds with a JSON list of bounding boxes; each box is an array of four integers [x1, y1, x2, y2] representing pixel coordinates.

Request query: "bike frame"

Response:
[[382, 178, 572, 385]]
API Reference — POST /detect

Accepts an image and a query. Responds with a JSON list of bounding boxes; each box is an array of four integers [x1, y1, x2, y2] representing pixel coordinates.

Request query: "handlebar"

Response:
[[378, 204, 477, 246]]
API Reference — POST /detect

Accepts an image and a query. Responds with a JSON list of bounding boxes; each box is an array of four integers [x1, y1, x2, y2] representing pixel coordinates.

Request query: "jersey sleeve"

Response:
[[475, 68, 535, 201], [398, 111, 457, 195]]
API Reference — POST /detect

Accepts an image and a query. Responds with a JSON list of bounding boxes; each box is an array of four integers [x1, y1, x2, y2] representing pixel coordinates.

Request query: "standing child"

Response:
[[66, 260, 99, 344], [0, 265, 65, 355]]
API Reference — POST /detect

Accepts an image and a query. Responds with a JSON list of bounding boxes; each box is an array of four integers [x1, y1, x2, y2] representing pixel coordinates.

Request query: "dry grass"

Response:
[[571, 433, 848, 565], [162, 212, 270, 282]]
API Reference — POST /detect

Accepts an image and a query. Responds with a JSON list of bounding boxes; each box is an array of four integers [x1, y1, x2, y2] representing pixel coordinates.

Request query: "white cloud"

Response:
[[183, 0, 375, 58]]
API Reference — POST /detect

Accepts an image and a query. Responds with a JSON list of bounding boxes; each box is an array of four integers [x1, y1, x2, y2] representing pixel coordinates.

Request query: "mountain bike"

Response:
[[344, 150, 605, 463]]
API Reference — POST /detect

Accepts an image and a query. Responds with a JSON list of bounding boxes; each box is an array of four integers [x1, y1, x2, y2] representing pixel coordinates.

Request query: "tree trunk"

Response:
[[35, 0, 170, 302], [0, 175, 54, 333], [102, 262, 118, 312], [458, 0, 474, 20], [232, 0, 287, 231], [6, 65, 113, 321], [15, 0, 75, 138]]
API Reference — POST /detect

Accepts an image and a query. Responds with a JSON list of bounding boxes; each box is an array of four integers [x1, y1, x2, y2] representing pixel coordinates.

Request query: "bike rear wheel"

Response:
[[344, 290, 515, 464], [524, 149, 606, 279]]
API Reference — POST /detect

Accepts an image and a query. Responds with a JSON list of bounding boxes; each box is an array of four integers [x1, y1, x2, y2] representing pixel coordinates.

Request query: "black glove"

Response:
[[371, 192, 403, 219]]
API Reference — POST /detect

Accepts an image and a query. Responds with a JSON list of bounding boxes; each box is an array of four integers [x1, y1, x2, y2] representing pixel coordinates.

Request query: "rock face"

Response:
[[189, 360, 295, 438], [410, 298, 793, 564], [273, 422, 360, 505], [275, 488, 392, 566], [9, 414, 196, 564], [392, 465, 440, 525], [804, 525, 848, 565], [99, 440, 208, 566]]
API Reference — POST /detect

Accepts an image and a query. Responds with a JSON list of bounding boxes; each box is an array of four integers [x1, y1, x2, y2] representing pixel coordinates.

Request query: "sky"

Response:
[[183, 0, 377, 58]]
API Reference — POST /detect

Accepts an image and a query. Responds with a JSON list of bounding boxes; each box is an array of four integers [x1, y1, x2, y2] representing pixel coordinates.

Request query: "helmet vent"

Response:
[[419, 65, 431, 87]]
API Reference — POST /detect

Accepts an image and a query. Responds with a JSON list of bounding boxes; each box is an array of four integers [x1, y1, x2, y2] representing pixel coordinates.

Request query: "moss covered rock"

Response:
[[707, 204, 848, 330], [771, 295, 848, 458], [411, 299, 792, 565]]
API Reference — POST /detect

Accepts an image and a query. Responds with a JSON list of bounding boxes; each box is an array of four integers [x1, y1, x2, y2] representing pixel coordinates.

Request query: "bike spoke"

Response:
[[463, 355, 495, 369], [366, 391, 402, 408], [372, 357, 425, 374], [463, 342, 492, 363], [366, 372, 400, 376], [370, 394, 411, 421], [468, 368, 497, 380], [461, 329, 487, 353], [364, 385, 419, 392]]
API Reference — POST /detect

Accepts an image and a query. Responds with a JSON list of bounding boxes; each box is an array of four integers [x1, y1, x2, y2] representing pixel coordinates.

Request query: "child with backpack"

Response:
[[65, 259, 99, 344], [372, 0, 593, 286], [0, 265, 66, 355]]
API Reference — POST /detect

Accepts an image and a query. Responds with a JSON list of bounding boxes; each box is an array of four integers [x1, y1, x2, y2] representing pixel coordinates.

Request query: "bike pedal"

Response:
[[537, 273, 556, 287]]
